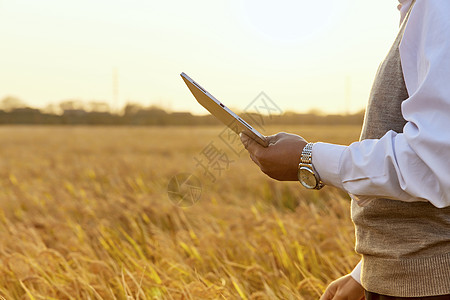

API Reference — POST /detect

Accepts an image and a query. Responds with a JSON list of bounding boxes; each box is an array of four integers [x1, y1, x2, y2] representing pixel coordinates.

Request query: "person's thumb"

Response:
[[240, 132, 261, 154]]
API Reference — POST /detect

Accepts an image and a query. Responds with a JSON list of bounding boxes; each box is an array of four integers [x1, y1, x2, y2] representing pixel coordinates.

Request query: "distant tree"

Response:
[[87, 101, 110, 112], [307, 108, 324, 116], [0, 96, 27, 112], [42, 103, 60, 115], [59, 100, 85, 112], [123, 103, 143, 116], [9, 107, 42, 124]]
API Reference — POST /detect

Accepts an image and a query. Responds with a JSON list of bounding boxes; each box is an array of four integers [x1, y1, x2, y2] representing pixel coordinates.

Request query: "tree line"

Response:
[[0, 96, 364, 126]]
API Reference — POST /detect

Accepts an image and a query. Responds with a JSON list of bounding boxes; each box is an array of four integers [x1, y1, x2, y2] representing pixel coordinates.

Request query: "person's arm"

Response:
[[313, 0, 450, 208], [241, 1, 450, 205], [240, 2, 450, 207]]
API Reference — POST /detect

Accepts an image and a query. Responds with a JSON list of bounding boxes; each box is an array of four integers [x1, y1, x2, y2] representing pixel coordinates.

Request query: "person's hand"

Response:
[[240, 132, 307, 181], [320, 275, 365, 300]]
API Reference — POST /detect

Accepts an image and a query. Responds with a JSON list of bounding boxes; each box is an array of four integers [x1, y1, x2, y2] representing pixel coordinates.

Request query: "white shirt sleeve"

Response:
[[350, 260, 362, 284], [312, 0, 450, 208]]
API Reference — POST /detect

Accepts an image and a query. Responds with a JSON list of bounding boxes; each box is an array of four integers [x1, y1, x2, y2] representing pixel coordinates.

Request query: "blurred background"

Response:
[[0, 1, 402, 299], [1, 0, 400, 117]]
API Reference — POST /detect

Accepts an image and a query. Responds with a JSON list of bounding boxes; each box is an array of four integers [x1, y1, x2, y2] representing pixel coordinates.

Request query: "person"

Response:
[[240, 0, 450, 299]]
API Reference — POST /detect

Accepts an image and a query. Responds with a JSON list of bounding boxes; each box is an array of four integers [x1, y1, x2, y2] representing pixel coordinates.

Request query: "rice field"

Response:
[[0, 125, 362, 299]]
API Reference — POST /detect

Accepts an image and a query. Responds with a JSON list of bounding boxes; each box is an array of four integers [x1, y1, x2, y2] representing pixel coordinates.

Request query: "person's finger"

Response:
[[265, 134, 277, 145], [319, 283, 337, 300], [319, 290, 330, 300], [319, 290, 332, 300], [240, 133, 263, 154], [265, 133, 283, 145], [249, 153, 263, 169], [266, 132, 294, 146], [240, 133, 250, 149]]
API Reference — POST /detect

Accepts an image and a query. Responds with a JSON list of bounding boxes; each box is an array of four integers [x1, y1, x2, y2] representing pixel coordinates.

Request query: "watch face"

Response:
[[298, 167, 317, 189]]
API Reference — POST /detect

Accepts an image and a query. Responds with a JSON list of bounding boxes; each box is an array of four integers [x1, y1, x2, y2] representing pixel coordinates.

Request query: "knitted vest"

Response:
[[352, 1, 450, 296]]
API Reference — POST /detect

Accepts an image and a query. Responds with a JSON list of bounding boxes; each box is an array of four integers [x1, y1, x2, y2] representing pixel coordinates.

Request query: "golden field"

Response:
[[0, 125, 362, 300]]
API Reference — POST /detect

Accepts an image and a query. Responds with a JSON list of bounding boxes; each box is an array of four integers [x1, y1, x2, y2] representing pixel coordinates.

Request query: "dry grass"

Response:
[[0, 125, 361, 299]]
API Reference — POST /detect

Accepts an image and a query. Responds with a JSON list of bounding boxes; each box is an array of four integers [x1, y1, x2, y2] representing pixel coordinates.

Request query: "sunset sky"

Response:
[[0, 0, 401, 114]]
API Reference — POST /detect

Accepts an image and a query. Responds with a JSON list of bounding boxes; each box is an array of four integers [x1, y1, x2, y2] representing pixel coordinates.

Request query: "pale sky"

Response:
[[0, 0, 401, 114]]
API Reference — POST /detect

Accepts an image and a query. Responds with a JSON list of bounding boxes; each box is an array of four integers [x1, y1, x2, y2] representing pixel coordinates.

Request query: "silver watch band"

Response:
[[300, 142, 324, 190], [301, 142, 314, 165]]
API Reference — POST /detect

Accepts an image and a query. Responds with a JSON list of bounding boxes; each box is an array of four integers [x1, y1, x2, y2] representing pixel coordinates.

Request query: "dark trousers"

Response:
[[365, 291, 450, 300]]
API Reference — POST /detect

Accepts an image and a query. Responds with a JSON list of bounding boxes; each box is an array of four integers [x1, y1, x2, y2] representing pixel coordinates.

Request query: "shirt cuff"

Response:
[[311, 142, 346, 190], [350, 260, 362, 284]]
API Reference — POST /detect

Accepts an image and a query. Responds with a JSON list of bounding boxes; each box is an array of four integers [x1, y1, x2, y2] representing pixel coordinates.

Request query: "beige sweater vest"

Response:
[[352, 1, 450, 296]]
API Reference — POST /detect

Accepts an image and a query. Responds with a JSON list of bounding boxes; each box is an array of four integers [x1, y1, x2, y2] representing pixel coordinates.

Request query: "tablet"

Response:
[[180, 72, 269, 147]]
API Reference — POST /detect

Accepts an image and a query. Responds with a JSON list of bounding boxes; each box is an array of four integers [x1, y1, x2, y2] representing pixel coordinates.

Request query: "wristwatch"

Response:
[[298, 142, 324, 190]]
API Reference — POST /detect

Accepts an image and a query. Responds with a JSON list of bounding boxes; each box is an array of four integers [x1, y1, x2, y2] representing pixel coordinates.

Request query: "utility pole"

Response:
[[113, 67, 119, 113], [345, 76, 351, 115]]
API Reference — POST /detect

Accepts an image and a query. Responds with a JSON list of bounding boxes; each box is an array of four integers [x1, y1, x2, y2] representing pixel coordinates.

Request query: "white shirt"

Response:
[[310, 0, 450, 284]]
